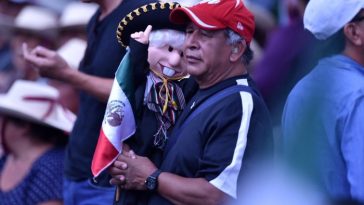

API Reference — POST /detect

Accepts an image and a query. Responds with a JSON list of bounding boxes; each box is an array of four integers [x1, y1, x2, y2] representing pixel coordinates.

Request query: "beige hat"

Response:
[[59, 2, 98, 29], [304, 0, 364, 40], [11, 5, 58, 38], [0, 80, 76, 133], [57, 38, 87, 69]]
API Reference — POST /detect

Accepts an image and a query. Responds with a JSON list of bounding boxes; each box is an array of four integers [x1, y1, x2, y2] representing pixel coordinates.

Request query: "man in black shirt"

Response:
[[109, 0, 273, 204]]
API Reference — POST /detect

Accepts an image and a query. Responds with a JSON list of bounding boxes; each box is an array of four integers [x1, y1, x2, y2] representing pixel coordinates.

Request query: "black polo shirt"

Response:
[[149, 75, 273, 204]]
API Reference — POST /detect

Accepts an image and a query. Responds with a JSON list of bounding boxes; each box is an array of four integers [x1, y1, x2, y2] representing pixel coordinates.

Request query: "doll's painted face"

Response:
[[147, 29, 187, 78], [147, 45, 186, 78]]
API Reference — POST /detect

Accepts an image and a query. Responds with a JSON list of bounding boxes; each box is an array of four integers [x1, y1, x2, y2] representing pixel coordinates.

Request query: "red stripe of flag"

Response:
[[91, 128, 119, 177]]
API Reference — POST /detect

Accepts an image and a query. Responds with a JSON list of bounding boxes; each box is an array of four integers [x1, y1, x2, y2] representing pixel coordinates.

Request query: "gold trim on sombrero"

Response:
[[116, 2, 181, 48], [151, 3, 158, 10], [159, 3, 165, 9], [126, 13, 134, 21]]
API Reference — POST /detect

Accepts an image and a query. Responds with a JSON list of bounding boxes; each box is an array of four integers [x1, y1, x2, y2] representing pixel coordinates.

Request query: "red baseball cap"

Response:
[[170, 0, 255, 44]]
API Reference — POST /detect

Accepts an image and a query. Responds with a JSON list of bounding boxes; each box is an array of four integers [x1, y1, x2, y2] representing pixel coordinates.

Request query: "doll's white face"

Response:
[[147, 44, 186, 78]]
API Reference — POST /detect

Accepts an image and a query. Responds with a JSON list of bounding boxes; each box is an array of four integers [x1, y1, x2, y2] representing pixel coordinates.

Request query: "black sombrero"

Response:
[[116, 1, 185, 48]]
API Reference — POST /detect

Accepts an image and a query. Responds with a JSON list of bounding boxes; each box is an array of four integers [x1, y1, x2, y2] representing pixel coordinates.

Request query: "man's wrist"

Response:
[[145, 169, 162, 191]]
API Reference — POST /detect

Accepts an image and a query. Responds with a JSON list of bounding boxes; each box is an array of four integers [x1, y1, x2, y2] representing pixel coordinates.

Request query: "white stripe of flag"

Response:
[[91, 50, 136, 177]]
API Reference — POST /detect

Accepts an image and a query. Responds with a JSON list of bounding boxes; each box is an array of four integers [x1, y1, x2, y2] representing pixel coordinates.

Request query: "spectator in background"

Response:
[[244, 0, 276, 49], [252, 0, 319, 141], [57, 1, 98, 47], [282, 0, 364, 202], [23, 0, 155, 204], [11, 5, 58, 81], [0, 0, 27, 17], [24, 0, 73, 14], [0, 80, 75, 205], [4, 5, 79, 114], [0, 1, 28, 101], [247, 0, 277, 13], [0, 5, 57, 93], [51, 1, 98, 114]]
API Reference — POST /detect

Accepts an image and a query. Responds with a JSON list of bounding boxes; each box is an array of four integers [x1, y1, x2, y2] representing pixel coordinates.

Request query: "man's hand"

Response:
[[108, 145, 133, 186], [109, 151, 157, 190], [23, 43, 114, 103], [130, 25, 152, 44], [22, 43, 70, 80]]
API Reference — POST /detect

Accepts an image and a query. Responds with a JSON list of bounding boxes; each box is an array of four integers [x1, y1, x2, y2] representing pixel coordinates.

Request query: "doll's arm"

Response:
[[129, 25, 153, 86], [131, 25, 152, 44]]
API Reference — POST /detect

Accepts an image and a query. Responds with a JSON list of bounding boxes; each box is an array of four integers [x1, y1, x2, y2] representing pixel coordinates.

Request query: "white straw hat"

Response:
[[0, 80, 76, 133], [57, 38, 87, 69], [59, 2, 98, 29], [304, 0, 364, 40], [15, 5, 57, 31], [8, 5, 58, 39]]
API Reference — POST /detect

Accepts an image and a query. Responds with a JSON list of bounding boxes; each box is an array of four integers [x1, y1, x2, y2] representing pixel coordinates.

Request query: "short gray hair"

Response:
[[149, 29, 185, 49], [224, 29, 253, 66]]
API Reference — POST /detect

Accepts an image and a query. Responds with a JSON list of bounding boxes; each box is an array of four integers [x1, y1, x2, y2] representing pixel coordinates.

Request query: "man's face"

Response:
[[354, 10, 364, 46], [147, 44, 186, 78], [184, 23, 231, 84], [346, 9, 364, 53]]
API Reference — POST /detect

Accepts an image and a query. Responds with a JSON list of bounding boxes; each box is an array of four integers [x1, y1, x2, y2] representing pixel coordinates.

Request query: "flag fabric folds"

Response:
[[91, 50, 136, 178]]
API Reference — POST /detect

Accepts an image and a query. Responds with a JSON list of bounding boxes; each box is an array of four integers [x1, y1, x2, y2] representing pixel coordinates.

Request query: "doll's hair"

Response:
[[149, 29, 185, 50]]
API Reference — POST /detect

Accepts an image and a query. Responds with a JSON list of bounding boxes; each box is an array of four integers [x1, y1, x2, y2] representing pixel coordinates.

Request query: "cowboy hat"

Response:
[[59, 2, 98, 30], [0, 80, 76, 133], [7, 5, 58, 39]]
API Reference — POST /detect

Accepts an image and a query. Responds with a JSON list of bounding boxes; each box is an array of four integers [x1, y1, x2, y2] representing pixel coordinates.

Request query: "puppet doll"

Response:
[[116, 1, 197, 166], [111, 2, 198, 204]]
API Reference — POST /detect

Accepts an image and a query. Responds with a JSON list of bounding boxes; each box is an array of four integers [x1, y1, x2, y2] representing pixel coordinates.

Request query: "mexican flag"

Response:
[[91, 50, 136, 177]]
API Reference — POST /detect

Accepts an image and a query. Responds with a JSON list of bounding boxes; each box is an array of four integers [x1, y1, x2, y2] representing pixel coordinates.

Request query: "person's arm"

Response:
[[157, 172, 230, 205], [23, 44, 112, 102], [55, 68, 113, 103], [109, 154, 230, 205], [341, 94, 364, 199]]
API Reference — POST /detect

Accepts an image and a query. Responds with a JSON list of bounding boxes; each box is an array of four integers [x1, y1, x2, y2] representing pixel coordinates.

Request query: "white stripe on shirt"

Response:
[[210, 78, 253, 198]]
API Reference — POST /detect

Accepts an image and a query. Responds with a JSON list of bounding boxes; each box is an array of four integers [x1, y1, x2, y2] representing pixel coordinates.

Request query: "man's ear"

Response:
[[230, 41, 246, 62], [343, 23, 363, 46]]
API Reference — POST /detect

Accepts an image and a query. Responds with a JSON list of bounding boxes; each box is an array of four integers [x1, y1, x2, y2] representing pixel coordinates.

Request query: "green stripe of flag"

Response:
[[115, 49, 135, 106]]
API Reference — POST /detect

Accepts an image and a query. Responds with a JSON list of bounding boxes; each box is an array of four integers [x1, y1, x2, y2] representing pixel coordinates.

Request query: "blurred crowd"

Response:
[[0, 0, 363, 205], [0, 0, 97, 113], [0, 0, 317, 136]]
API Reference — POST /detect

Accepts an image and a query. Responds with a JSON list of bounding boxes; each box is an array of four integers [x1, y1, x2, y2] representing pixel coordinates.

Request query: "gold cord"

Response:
[[150, 68, 186, 113]]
